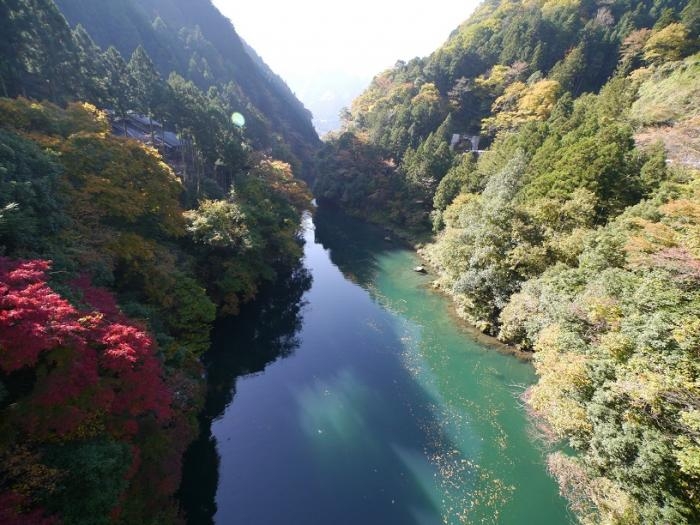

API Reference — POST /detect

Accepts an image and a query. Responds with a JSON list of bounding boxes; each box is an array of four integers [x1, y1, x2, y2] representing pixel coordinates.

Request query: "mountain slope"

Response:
[[0, 1, 316, 523], [316, 0, 697, 228], [316, 0, 700, 522], [54, 0, 319, 178]]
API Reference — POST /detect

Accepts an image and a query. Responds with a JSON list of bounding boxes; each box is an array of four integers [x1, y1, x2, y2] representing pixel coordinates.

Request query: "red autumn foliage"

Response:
[[0, 492, 59, 525], [70, 274, 122, 319], [99, 322, 172, 421], [0, 257, 173, 435], [0, 257, 183, 522], [0, 259, 84, 372]]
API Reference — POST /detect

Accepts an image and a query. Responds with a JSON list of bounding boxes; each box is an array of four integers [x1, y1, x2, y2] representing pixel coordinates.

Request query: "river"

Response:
[[179, 207, 571, 524]]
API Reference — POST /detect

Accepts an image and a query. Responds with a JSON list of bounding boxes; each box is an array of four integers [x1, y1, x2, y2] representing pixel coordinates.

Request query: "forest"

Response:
[[316, 0, 700, 522], [0, 0, 316, 522]]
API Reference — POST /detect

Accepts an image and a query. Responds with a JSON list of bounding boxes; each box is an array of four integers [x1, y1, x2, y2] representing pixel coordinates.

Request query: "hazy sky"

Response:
[[212, 1, 480, 119]]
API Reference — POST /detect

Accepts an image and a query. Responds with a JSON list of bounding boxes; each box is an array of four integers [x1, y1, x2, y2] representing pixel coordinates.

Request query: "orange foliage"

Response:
[[59, 133, 184, 236], [0, 97, 109, 137]]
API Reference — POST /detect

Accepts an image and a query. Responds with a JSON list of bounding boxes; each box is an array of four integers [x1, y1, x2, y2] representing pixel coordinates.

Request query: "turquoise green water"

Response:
[[180, 207, 571, 524]]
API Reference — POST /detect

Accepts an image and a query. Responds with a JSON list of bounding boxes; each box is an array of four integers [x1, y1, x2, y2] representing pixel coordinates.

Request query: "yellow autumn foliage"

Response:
[[483, 79, 561, 132], [60, 132, 184, 237], [530, 325, 593, 438]]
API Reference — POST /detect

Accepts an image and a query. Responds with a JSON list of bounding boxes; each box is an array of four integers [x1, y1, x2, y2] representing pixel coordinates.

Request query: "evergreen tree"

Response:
[[0, 0, 24, 97], [26, 0, 81, 102], [128, 45, 166, 138], [72, 24, 107, 104], [103, 46, 133, 130]]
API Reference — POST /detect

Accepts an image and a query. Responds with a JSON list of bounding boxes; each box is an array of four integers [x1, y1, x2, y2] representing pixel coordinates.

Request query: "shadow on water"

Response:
[[178, 263, 312, 524], [313, 205, 403, 287]]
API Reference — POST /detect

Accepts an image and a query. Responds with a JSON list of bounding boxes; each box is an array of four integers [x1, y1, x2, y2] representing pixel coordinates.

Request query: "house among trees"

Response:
[[449, 133, 481, 153], [108, 109, 183, 153]]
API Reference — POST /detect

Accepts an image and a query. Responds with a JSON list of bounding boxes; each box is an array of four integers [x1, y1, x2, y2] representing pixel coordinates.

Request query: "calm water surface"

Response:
[[180, 207, 571, 524]]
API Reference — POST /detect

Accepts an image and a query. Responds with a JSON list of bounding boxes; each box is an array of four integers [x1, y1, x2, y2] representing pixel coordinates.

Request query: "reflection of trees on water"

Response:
[[178, 261, 312, 524], [205, 262, 312, 414], [313, 205, 399, 288]]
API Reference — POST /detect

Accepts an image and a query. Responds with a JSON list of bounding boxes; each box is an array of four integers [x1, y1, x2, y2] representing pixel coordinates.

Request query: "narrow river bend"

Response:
[[180, 207, 571, 525]]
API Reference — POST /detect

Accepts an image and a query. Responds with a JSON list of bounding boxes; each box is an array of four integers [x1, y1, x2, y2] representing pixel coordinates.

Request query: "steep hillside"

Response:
[[0, 1, 315, 523], [346, 0, 691, 149], [27, 0, 320, 178], [316, 0, 700, 522], [316, 0, 697, 229], [632, 53, 700, 168], [54, 0, 319, 178]]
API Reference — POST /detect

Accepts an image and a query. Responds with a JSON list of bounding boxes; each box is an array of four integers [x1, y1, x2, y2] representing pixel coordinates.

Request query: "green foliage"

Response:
[[52, 0, 319, 179], [0, 100, 220, 365], [2, 0, 318, 182], [71, 24, 109, 104], [42, 440, 131, 525], [322, 0, 686, 238], [0, 68, 311, 522], [495, 171, 700, 523], [2, 0, 697, 523], [549, 44, 587, 93], [311, 2, 700, 525], [630, 53, 700, 126], [639, 141, 670, 190], [160, 274, 216, 357], [342, 0, 679, 149], [165, 72, 248, 187], [428, 153, 536, 330], [314, 131, 426, 229], [0, 1, 318, 522], [644, 22, 692, 63], [0, 0, 82, 103], [101, 45, 133, 122], [390, 15, 700, 518], [432, 154, 479, 230], [190, 157, 311, 315], [401, 122, 455, 202], [526, 121, 642, 215], [681, 0, 700, 47], [185, 196, 251, 249], [426, 71, 665, 330], [524, 79, 650, 218], [128, 45, 166, 120], [0, 128, 64, 254]]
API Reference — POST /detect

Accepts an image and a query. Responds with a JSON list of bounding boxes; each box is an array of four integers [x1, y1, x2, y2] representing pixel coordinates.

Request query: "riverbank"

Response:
[[326, 204, 534, 361], [415, 245, 535, 360]]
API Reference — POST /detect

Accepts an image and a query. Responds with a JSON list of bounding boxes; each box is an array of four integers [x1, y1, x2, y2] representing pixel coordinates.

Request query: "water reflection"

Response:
[[313, 205, 400, 287], [312, 206, 569, 524], [180, 211, 457, 525], [179, 262, 312, 524]]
